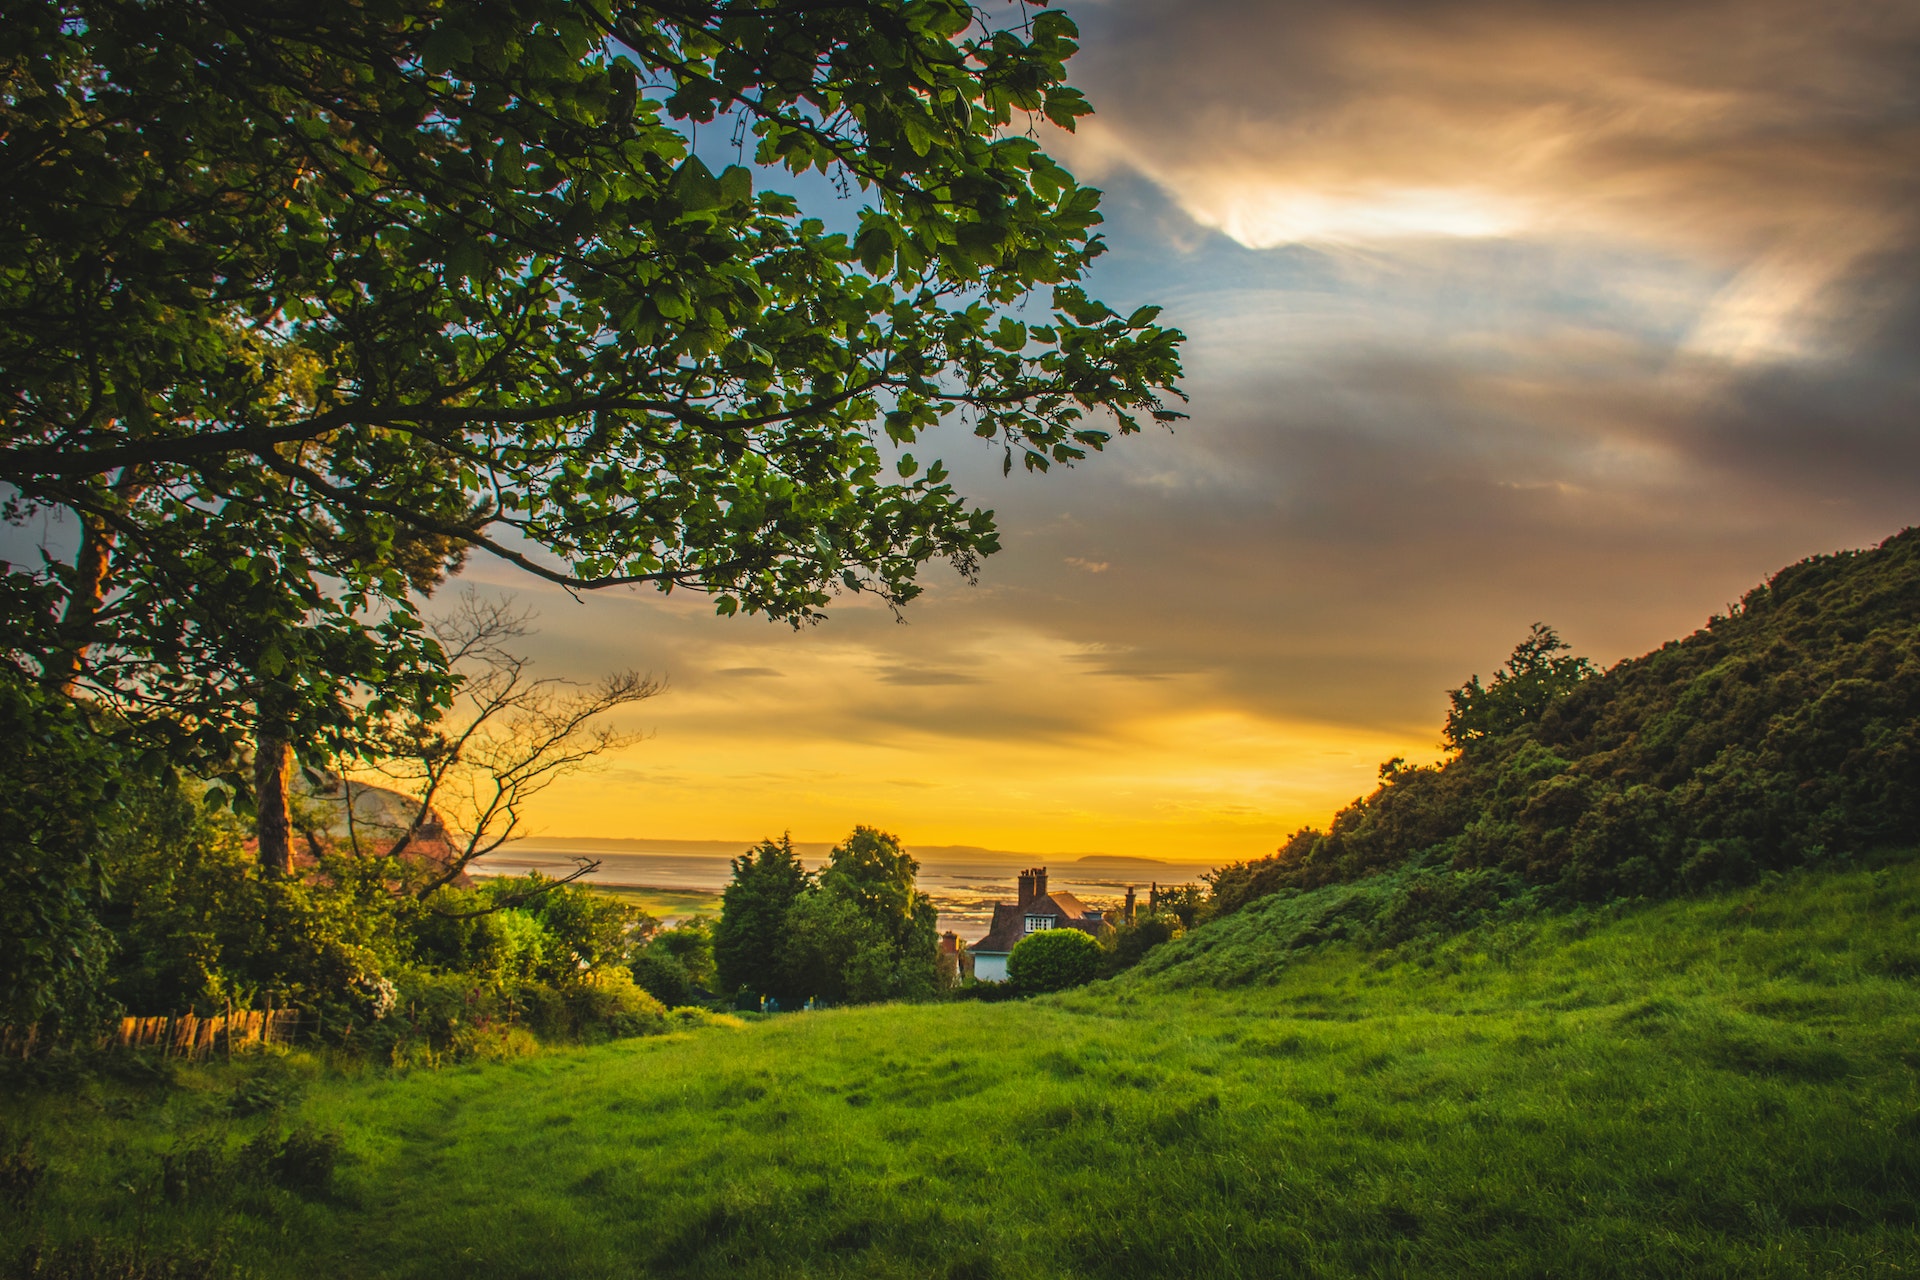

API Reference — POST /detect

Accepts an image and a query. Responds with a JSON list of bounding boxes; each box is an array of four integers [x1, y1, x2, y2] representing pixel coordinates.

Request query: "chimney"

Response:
[[1124, 885, 1137, 924], [1032, 866, 1048, 902], [1017, 869, 1036, 907], [940, 931, 959, 956]]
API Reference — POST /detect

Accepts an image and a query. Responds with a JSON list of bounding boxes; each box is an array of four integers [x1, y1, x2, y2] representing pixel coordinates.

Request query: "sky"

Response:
[[248, 0, 1920, 861]]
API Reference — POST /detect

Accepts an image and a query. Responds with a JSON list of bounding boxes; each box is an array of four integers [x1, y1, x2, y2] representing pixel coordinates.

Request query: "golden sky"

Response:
[[457, 0, 1920, 863]]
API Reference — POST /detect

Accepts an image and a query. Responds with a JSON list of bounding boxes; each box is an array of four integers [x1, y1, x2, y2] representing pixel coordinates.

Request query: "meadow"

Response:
[[5, 855, 1917, 1279], [577, 884, 723, 921]]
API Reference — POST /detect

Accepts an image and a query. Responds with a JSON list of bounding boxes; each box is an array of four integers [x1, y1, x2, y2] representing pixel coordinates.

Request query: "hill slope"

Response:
[[7, 855, 1918, 1278], [1208, 528, 1920, 916]]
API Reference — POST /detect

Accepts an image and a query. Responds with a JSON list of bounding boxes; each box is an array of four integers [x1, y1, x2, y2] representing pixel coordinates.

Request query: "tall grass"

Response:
[[6, 857, 1917, 1278]]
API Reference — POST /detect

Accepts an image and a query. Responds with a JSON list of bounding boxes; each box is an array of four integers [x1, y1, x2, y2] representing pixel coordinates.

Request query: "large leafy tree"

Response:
[[0, 0, 1187, 832]]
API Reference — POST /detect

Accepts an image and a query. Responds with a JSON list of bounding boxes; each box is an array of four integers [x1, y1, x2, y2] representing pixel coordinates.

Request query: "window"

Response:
[[1024, 915, 1054, 933]]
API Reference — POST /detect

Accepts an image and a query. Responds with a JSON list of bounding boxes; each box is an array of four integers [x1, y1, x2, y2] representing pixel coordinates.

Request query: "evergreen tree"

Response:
[[713, 834, 810, 1000]]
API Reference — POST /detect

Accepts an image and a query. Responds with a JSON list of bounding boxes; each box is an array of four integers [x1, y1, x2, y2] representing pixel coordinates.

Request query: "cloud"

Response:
[[430, 1, 1920, 858], [1068, 1, 1920, 243], [874, 665, 984, 687]]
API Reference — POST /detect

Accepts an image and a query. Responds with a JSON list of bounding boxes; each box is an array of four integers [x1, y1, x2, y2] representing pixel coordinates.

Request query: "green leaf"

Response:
[[670, 156, 724, 212], [420, 27, 474, 73], [1032, 10, 1080, 41], [718, 164, 753, 206]]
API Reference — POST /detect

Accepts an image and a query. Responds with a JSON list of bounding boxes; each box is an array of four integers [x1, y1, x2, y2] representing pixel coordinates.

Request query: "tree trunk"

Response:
[[49, 513, 115, 692], [253, 721, 295, 879]]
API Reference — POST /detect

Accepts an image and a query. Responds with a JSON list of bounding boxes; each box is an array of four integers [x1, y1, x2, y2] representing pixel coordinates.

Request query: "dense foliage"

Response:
[[1208, 529, 1920, 919], [1006, 925, 1100, 992], [2, 0, 1184, 778], [0, 678, 121, 1031], [717, 826, 940, 1005], [630, 917, 717, 1009], [0, 689, 667, 1055]]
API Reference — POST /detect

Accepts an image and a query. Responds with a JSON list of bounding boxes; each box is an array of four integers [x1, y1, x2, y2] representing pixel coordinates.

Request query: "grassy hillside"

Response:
[[6, 854, 1917, 1279]]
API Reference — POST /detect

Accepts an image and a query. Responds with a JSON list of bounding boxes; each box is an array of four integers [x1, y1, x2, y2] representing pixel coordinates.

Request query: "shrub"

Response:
[[1008, 929, 1102, 993], [1102, 914, 1184, 975], [631, 951, 694, 1008], [631, 919, 715, 1007], [0, 677, 125, 1033]]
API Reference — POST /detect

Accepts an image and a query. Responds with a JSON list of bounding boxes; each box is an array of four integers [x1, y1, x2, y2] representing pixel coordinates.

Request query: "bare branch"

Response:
[[331, 589, 664, 899]]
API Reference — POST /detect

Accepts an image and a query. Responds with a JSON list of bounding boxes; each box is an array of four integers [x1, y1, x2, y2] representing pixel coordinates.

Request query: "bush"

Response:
[[631, 951, 694, 1008], [1102, 914, 1184, 975], [0, 677, 123, 1033], [1007, 929, 1102, 993], [631, 918, 715, 1007]]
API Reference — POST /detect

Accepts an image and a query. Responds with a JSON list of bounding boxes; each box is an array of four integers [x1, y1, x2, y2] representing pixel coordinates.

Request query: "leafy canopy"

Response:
[[0, 0, 1185, 764], [1443, 623, 1597, 750]]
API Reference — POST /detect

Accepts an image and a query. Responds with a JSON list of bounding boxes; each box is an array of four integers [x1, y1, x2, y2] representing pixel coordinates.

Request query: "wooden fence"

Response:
[[2, 1009, 300, 1061]]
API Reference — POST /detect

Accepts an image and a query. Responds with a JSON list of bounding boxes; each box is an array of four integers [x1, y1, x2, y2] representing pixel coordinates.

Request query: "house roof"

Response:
[[971, 893, 1104, 955]]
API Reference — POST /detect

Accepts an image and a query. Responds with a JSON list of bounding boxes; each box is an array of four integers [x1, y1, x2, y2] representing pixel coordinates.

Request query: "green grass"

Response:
[[584, 883, 721, 919], [6, 857, 1919, 1278]]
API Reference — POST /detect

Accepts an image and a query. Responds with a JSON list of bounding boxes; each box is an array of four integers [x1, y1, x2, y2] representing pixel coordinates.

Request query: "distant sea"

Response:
[[473, 837, 1221, 941]]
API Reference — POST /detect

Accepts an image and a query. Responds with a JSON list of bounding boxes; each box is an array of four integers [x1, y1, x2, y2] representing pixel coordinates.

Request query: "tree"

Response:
[[818, 826, 937, 961], [1006, 926, 1099, 993], [778, 888, 890, 1005], [779, 827, 938, 1003], [2, 1, 1187, 799], [713, 833, 811, 999], [1444, 624, 1597, 751]]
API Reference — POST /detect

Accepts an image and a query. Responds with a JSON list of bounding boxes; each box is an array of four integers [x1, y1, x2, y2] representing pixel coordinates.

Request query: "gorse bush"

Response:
[[1209, 528, 1920, 918], [1007, 927, 1101, 993]]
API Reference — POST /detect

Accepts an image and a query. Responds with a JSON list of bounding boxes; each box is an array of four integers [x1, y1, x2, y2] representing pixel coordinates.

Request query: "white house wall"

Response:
[[973, 954, 1009, 983]]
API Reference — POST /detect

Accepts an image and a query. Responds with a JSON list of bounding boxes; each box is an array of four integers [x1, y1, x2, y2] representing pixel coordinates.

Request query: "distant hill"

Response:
[[293, 770, 438, 843], [1208, 527, 1920, 916]]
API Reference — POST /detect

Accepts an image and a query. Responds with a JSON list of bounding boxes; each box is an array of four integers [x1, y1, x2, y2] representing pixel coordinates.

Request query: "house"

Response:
[[969, 867, 1110, 982]]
